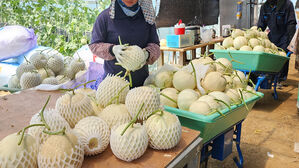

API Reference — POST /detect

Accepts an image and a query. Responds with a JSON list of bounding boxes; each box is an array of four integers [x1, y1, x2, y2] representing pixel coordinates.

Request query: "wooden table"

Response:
[[159, 37, 224, 66], [0, 90, 203, 168]]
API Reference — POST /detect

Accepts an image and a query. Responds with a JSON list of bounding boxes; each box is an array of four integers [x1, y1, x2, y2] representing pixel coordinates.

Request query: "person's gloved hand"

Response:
[[112, 45, 127, 63], [143, 49, 149, 61]]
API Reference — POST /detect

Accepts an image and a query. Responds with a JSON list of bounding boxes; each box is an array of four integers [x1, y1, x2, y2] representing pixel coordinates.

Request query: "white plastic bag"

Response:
[[183, 62, 209, 95], [201, 29, 214, 43], [73, 45, 104, 68], [143, 64, 180, 86], [0, 25, 37, 61]]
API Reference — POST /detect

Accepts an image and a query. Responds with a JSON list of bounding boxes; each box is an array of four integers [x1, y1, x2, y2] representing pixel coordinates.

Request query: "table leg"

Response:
[[159, 51, 164, 66], [272, 75, 279, 100], [191, 49, 196, 60], [233, 122, 244, 168], [201, 47, 206, 56], [179, 51, 187, 66], [173, 51, 176, 64], [208, 44, 215, 59]]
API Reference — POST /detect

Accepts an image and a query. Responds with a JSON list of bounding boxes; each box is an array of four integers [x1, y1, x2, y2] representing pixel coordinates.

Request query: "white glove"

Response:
[[112, 45, 127, 63]]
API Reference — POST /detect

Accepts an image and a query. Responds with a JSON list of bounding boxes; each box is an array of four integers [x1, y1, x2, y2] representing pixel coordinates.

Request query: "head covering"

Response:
[[109, 0, 156, 25]]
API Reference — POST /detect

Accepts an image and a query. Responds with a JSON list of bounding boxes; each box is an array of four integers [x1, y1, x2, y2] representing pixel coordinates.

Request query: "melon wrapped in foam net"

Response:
[[145, 111, 181, 150], [98, 104, 132, 130], [125, 86, 160, 120], [110, 123, 148, 162], [38, 132, 84, 168], [56, 92, 95, 128], [96, 74, 130, 107], [0, 133, 38, 168], [118, 45, 147, 72], [75, 88, 96, 97], [28, 108, 71, 145], [74, 116, 110, 156]]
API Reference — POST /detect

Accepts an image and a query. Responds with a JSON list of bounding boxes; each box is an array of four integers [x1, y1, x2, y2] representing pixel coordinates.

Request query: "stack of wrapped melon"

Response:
[[8, 48, 87, 90], [217, 26, 287, 56], [0, 45, 182, 167]]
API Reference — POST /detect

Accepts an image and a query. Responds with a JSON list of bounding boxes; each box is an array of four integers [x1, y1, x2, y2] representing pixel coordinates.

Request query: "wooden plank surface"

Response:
[[160, 37, 224, 52], [0, 90, 201, 167], [83, 127, 199, 168], [0, 90, 63, 139]]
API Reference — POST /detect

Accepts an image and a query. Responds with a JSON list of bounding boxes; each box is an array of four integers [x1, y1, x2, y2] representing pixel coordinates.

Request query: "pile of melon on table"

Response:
[[8, 48, 87, 90], [216, 26, 287, 56], [0, 45, 182, 167], [0, 42, 260, 167]]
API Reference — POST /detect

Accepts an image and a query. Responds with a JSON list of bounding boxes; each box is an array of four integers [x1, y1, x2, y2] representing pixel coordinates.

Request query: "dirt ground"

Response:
[[209, 55, 299, 168]]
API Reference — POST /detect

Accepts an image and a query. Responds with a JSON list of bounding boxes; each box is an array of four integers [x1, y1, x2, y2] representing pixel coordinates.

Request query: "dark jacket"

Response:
[[258, 0, 297, 51], [90, 2, 160, 87]]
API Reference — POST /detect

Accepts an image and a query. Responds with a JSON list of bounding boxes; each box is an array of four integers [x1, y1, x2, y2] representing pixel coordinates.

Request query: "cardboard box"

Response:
[[166, 34, 194, 48]]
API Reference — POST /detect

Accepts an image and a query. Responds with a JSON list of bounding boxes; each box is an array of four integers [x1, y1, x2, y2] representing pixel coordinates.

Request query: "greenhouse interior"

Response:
[[0, 0, 299, 168]]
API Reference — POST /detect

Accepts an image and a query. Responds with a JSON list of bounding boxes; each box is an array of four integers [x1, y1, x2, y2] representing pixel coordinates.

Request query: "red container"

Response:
[[174, 28, 185, 35]]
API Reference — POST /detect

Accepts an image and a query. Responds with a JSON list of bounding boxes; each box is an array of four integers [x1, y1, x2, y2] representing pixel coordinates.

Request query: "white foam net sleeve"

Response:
[[98, 104, 132, 130], [96, 74, 129, 107], [145, 112, 182, 150], [73, 116, 110, 156], [125, 86, 160, 120], [28, 108, 71, 145], [0, 134, 38, 168], [56, 93, 95, 128], [110, 123, 148, 162]]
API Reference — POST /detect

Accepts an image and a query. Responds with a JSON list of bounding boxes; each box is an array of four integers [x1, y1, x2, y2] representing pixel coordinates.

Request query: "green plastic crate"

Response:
[[164, 92, 264, 143], [210, 49, 289, 72]]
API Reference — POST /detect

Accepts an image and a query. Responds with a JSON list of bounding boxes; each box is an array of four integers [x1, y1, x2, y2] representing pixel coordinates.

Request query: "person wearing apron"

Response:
[[258, 0, 297, 86], [89, 0, 160, 88]]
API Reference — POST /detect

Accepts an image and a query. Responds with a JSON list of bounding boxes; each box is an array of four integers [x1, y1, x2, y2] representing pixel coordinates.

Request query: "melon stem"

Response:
[[128, 72, 132, 87], [216, 109, 225, 116], [228, 52, 244, 65], [118, 36, 122, 45], [248, 79, 256, 89], [107, 83, 130, 105], [243, 89, 261, 97], [40, 96, 51, 130], [121, 103, 144, 136], [214, 98, 231, 110], [18, 124, 45, 145], [160, 93, 177, 104], [234, 70, 244, 87], [239, 89, 249, 111], [147, 109, 163, 119], [73, 80, 96, 90], [122, 71, 129, 79], [43, 127, 66, 135], [122, 71, 133, 87], [190, 62, 197, 83], [24, 56, 30, 63], [245, 70, 252, 86], [218, 61, 233, 72], [116, 71, 123, 76]]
